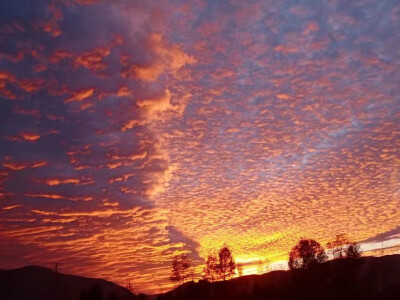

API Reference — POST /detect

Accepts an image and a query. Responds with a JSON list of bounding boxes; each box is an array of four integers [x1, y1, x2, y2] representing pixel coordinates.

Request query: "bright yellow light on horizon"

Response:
[[234, 256, 289, 277]]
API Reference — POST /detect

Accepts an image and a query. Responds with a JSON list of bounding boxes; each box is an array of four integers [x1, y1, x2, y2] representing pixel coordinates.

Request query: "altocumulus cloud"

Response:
[[0, 0, 400, 294], [0, 0, 197, 293]]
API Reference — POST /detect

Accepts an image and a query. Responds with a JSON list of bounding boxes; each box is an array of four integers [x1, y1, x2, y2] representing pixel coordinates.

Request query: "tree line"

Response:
[[169, 233, 362, 285], [169, 245, 236, 286]]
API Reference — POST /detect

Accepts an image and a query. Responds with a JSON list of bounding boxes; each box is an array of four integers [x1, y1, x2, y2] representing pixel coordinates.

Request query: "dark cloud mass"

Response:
[[0, 0, 400, 293]]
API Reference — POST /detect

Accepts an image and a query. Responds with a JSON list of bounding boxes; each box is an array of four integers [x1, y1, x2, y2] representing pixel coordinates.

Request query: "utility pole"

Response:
[[125, 279, 133, 293], [52, 263, 63, 273], [52, 263, 64, 298]]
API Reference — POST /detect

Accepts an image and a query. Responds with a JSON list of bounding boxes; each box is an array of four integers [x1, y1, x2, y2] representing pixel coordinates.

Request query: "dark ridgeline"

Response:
[[0, 235, 398, 300], [0, 265, 136, 300], [1, 255, 400, 299], [158, 255, 400, 300]]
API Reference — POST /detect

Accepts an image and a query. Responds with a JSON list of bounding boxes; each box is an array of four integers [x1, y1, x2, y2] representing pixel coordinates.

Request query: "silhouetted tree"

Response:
[[169, 253, 192, 286], [203, 253, 219, 282], [288, 238, 327, 270], [217, 245, 236, 280], [327, 234, 350, 259], [203, 245, 236, 281], [327, 234, 362, 260], [346, 242, 362, 259]]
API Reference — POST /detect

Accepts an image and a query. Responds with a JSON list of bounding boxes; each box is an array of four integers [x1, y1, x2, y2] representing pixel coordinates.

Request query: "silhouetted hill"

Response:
[[0, 265, 136, 300], [3, 255, 400, 300], [158, 255, 400, 300]]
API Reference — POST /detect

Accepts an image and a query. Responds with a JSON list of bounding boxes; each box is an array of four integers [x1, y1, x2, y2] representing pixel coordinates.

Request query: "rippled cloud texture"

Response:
[[0, 0, 399, 293]]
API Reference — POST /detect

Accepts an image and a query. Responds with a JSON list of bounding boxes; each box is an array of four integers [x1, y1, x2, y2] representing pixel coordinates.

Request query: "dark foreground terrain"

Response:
[[0, 265, 136, 300], [1, 255, 400, 300], [159, 255, 400, 300]]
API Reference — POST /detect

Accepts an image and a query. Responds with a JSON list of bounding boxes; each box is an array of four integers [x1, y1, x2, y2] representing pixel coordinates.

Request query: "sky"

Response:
[[0, 0, 399, 294]]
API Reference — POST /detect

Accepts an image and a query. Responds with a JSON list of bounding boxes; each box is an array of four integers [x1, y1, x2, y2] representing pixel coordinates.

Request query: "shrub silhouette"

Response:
[[288, 238, 327, 270]]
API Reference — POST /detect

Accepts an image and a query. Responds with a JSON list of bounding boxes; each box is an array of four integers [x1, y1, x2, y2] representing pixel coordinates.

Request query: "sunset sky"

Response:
[[0, 0, 400, 294]]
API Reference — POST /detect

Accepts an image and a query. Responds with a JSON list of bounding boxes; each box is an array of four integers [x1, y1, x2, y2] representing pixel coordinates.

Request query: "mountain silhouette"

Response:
[[0, 265, 136, 300], [2, 255, 400, 300], [158, 255, 400, 300]]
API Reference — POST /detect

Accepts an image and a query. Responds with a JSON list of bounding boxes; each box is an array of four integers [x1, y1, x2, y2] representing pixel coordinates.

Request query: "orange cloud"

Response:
[[276, 94, 291, 100], [108, 173, 135, 184], [31, 161, 48, 168], [134, 64, 164, 82], [20, 133, 41, 142], [74, 46, 110, 72], [121, 119, 139, 132], [50, 50, 73, 63], [2, 205, 22, 210], [137, 89, 181, 121], [0, 71, 44, 98], [26, 193, 94, 202], [42, 22, 61, 37], [37, 2, 63, 37], [65, 88, 95, 103], [273, 45, 299, 53], [129, 151, 147, 160], [117, 86, 132, 97], [2, 160, 47, 171], [0, 71, 16, 81], [34, 177, 93, 186], [109, 151, 147, 161], [124, 33, 196, 82], [18, 79, 44, 93], [302, 21, 319, 35], [106, 162, 123, 169], [0, 71, 17, 100]]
